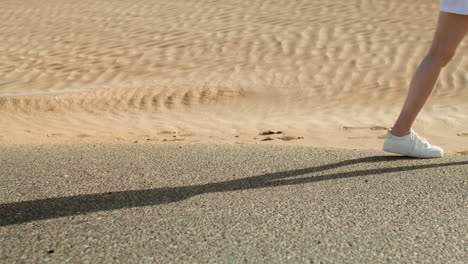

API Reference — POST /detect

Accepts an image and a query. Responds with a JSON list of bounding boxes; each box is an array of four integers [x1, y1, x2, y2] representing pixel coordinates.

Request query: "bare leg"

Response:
[[391, 12, 468, 137]]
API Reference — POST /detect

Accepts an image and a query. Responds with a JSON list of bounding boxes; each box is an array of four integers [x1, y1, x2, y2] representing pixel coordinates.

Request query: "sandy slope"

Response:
[[0, 0, 467, 153]]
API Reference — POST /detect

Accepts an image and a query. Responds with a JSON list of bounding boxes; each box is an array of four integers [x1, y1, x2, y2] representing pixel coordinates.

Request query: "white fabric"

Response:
[[440, 0, 468, 15], [383, 130, 444, 158]]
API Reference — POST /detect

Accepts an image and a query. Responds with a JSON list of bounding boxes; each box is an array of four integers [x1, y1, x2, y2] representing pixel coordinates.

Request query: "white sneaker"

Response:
[[383, 129, 443, 158]]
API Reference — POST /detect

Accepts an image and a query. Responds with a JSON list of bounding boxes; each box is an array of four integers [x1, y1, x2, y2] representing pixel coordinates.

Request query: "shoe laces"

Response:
[[413, 131, 430, 148]]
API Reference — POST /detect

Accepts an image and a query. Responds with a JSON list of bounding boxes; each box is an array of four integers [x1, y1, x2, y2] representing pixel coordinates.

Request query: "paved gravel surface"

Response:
[[0, 143, 467, 263]]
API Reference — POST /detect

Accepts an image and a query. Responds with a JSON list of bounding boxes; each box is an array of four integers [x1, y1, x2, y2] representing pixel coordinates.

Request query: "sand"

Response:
[[0, 0, 467, 153]]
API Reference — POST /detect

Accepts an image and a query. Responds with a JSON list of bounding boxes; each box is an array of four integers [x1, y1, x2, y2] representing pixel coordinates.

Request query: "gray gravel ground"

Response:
[[0, 143, 467, 263]]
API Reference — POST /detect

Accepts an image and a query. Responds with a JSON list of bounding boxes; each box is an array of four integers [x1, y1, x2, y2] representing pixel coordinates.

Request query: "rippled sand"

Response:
[[0, 0, 467, 153]]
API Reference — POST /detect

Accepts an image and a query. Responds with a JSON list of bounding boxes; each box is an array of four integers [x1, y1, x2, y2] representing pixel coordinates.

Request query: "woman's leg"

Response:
[[391, 12, 468, 137]]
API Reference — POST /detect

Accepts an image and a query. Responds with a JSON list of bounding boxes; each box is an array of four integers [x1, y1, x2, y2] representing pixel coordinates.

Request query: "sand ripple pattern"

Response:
[[0, 0, 467, 151], [0, 84, 244, 113], [2, 0, 463, 104]]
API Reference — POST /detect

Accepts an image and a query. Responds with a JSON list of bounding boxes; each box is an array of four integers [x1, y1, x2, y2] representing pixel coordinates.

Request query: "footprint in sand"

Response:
[[259, 130, 283, 135], [278, 136, 304, 141], [162, 138, 185, 142], [259, 135, 304, 141], [158, 131, 175, 135], [46, 133, 64, 137]]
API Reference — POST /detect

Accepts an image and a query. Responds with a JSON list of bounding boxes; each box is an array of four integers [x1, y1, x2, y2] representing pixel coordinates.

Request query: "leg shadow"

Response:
[[1, 156, 466, 226]]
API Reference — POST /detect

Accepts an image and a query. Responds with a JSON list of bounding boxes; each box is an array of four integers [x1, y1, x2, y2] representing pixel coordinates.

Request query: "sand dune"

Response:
[[0, 0, 467, 153]]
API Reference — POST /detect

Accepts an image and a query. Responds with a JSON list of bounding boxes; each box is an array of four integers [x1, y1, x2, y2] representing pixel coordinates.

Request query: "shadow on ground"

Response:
[[1, 155, 466, 226]]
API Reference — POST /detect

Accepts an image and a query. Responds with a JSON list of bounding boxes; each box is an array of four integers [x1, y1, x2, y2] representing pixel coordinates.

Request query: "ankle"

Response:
[[390, 128, 411, 137]]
